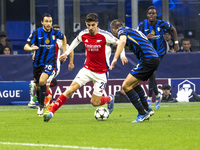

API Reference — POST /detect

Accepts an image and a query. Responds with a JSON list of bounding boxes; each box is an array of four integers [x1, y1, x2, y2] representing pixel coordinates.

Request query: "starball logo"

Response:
[[0, 90, 23, 98]]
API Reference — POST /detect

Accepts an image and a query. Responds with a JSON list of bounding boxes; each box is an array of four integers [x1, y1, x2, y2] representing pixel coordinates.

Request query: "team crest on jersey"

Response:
[[96, 40, 102, 43], [52, 35, 55, 40], [157, 27, 161, 32], [151, 30, 155, 35], [45, 38, 50, 44]]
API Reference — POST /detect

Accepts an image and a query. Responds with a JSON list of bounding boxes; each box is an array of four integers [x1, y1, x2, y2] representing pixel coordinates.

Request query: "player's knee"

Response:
[[122, 83, 129, 92], [39, 80, 46, 86]]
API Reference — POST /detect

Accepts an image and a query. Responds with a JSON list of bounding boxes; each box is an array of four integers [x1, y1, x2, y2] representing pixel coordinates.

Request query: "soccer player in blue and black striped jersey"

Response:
[[24, 13, 67, 116], [110, 19, 160, 123], [138, 6, 179, 110]]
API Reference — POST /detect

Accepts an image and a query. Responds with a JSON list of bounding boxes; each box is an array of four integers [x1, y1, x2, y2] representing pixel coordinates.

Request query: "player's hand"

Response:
[[109, 58, 118, 70], [68, 63, 74, 71], [32, 54, 35, 60], [31, 46, 39, 51], [59, 54, 67, 62], [146, 33, 154, 39], [174, 44, 180, 52], [121, 57, 128, 65]]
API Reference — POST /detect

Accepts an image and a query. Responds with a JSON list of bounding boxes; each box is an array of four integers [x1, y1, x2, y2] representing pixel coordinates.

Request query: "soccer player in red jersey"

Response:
[[43, 13, 128, 122]]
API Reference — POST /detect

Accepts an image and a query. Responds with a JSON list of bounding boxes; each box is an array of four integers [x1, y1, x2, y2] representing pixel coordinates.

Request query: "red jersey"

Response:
[[76, 29, 118, 73]]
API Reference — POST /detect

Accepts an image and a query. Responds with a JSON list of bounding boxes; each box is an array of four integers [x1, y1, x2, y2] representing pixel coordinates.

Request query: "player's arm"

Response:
[[68, 49, 74, 71], [108, 35, 128, 65], [110, 35, 127, 70], [59, 37, 80, 62], [24, 43, 39, 51], [24, 30, 38, 51], [170, 25, 180, 52], [62, 35, 67, 57]]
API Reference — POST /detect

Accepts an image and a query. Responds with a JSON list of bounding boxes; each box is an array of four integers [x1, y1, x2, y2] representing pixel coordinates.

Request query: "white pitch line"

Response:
[[0, 142, 133, 150]]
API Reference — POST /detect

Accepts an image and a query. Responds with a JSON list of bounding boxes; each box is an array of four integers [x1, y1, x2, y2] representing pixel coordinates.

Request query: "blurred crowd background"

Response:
[[0, 0, 199, 54]]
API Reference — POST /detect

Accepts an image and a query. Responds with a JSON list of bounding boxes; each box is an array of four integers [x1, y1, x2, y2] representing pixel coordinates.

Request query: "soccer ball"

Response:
[[94, 107, 109, 121]]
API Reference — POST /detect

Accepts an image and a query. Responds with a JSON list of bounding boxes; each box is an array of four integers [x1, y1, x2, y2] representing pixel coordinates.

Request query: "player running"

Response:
[[110, 19, 159, 123], [43, 13, 128, 122], [28, 24, 74, 112], [24, 13, 67, 116], [138, 6, 179, 109]]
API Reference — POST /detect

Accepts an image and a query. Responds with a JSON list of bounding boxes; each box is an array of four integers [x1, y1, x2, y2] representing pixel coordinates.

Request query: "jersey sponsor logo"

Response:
[[40, 44, 54, 49], [85, 39, 88, 42], [85, 44, 101, 51]]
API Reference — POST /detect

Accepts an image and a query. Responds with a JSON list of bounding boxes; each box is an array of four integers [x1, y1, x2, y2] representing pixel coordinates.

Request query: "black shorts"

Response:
[[130, 57, 160, 81], [33, 65, 54, 83]]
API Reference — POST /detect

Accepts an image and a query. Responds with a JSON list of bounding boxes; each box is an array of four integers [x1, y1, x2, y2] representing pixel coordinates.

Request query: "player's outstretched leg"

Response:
[[107, 94, 115, 114], [43, 94, 67, 122]]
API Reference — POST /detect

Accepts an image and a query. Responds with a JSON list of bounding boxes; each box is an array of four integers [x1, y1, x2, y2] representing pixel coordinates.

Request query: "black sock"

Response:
[[148, 78, 154, 97], [134, 85, 149, 111], [39, 85, 46, 108], [36, 90, 40, 105], [153, 79, 159, 96], [126, 89, 146, 115]]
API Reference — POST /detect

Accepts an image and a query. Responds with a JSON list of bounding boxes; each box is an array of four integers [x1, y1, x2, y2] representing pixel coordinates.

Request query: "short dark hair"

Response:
[[146, 6, 157, 13], [85, 13, 98, 22], [182, 38, 191, 43], [41, 13, 52, 21], [0, 31, 7, 37], [3, 46, 11, 51], [162, 84, 171, 90], [110, 19, 123, 29]]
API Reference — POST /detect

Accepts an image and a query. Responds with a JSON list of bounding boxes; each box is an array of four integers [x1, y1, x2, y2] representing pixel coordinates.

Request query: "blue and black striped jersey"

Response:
[[26, 27, 64, 68], [138, 19, 171, 56], [117, 27, 158, 60]]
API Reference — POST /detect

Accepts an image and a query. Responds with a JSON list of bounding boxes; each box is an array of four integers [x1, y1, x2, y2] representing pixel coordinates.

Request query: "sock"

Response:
[[39, 85, 46, 108], [156, 94, 160, 101], [46, 87, 51, 96], [100, 96, 111, 105], [134, 85, 149, 111], [36, 90, 40, 105], [148, 79, 154, 97], [126, 89, 146, 115], [153, 79, 159, 96], [50, 94, 67, 114], [32, 94, 37, 102]]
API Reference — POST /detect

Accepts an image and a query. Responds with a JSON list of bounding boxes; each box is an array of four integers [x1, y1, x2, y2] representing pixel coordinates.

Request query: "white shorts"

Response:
[[74, 67, 109, 96]]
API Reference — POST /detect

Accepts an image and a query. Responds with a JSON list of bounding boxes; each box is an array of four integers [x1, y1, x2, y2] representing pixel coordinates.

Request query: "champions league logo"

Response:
[[176, 79, 195, 102]]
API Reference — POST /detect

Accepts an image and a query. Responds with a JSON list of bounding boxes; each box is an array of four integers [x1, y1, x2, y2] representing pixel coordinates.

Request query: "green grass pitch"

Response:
[[0, 102, 200, 150]]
